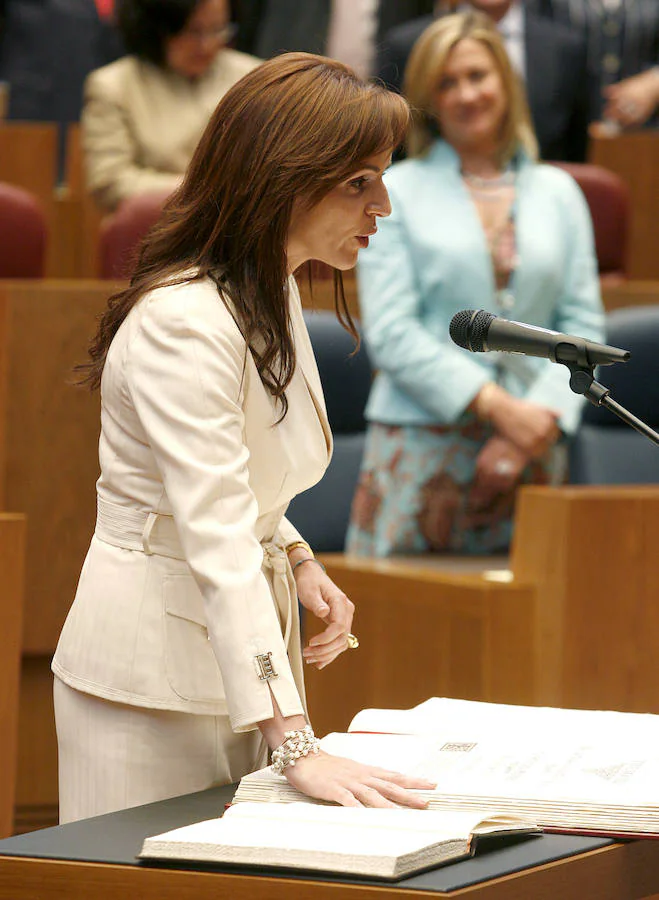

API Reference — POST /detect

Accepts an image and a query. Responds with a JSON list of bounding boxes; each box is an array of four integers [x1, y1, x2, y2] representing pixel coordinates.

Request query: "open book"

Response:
[[139, 801, 539, 879], [234, 697, 659, 838]]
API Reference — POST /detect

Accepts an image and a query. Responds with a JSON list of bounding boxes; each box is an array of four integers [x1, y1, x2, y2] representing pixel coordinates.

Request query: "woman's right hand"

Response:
[[283, 750, 435, 809], [475, 384, 559, 458]]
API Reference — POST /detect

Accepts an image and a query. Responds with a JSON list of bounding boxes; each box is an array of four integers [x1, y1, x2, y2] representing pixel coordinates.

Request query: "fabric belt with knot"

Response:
[[94, 497, 294, 646]]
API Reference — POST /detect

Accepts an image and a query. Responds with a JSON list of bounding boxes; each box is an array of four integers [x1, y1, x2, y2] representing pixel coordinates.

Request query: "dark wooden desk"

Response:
[[1, 785, 658, 900]]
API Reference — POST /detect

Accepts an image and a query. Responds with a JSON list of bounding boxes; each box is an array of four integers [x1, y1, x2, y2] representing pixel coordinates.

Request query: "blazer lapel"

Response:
[[287, 279, 333, 456], [523, 15, 549, 118]]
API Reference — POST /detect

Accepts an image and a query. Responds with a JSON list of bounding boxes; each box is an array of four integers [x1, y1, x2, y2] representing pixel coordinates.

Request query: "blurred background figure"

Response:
[[346, 12, 605, 558], [0, 0, 124, 178], [535, 0, 659, 134], [377, 0, 589, 162], [83, 0, 259, 212], [235, 0, 434, 79]]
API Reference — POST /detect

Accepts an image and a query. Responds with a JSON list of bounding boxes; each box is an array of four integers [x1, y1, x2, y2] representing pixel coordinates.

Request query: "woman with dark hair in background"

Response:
[[82, 0, 259, 211], [52, 52, 433, 823], [347, 13, 605, 558]]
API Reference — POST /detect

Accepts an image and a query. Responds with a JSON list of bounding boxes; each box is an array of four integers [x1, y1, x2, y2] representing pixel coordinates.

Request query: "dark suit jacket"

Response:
[[236, 0, 435, 59], [0, 0, 124, 175], [376, 9, 590, 163], [534, 0, 659, 124]]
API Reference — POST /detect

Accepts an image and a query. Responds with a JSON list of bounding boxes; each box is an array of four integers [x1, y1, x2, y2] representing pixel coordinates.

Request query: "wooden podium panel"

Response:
[[306, 559, 536, 737], [297, 272, 659, 319], [0, 281, 115, 652], [0, 280, 115, 831], [602, 281, 659, 311], [511, 486, 659, 712], [589, 132, 659, 280], [0, 515, 26, 839], [307, 487, 659, 739]]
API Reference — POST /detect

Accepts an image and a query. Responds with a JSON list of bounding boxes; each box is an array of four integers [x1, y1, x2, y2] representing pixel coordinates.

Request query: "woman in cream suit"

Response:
[[83, 0, 260, 212], [52, 52, 433, 823]]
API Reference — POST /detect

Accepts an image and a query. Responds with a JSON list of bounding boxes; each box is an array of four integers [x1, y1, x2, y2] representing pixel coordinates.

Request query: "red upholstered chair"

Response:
[[551, 162, 630, 285], [98, 190, 172, 279], [0, 182, 47, 277]]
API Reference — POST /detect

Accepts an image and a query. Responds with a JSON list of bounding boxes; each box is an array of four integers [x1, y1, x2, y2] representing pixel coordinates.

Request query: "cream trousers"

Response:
[[54, 678, 267, 823]]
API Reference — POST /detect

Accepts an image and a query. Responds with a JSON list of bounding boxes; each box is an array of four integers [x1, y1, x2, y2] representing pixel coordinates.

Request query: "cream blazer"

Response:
[[52, 276, 332, 733], [82, 50, 260, 211]]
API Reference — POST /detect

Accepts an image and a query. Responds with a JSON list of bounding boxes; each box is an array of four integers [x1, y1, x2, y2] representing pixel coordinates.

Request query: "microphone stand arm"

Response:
[[563, 360, 659, 448]]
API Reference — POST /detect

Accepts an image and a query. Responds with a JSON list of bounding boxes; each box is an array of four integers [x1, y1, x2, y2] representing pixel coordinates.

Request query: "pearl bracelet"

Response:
[[271, 725, 321, 775]]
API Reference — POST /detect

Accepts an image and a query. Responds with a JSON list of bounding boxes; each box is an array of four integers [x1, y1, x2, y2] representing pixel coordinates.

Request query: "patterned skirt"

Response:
[[346, 418, 566, 557]]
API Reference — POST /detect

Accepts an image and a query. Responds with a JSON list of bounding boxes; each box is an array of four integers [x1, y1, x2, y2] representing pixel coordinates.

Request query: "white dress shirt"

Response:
[[457, 0, 526, 78], [326, 0, 380, 79]]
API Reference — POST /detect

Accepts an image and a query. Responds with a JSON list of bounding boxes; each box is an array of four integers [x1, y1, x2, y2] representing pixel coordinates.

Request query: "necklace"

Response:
[[462, 169, 516, 190]]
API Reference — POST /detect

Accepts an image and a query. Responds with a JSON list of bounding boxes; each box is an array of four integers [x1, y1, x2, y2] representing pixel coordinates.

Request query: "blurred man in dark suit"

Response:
[[377, 0, 590, 162], [0, 0, 124, 176], [236, 0, 434, 79], [535, 0, 659, 132]]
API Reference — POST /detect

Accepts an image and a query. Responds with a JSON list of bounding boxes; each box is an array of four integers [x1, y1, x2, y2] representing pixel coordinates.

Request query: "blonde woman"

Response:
[[347, 12, 605, 557]]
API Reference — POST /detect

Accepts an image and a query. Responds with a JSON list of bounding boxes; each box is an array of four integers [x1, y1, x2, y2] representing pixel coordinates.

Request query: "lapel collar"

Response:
[[523, 13, 553, 114], [287, 277, 333, 454]]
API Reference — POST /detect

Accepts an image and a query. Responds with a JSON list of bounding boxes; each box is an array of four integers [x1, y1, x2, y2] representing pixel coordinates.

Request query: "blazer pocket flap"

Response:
[[164, 576, 207, 628], [163, 575, 225, 703]]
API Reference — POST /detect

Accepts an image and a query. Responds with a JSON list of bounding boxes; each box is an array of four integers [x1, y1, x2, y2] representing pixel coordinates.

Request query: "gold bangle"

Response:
[[285, 540, 314, 558]]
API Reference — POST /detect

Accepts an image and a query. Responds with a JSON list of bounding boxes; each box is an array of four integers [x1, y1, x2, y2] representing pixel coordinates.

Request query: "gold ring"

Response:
[[346, 633, 360, 650]]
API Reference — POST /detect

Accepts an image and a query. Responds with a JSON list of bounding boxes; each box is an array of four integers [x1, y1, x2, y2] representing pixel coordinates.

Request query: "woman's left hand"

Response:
[[292, 557, 355, 670], [469, 435, 528, 510]]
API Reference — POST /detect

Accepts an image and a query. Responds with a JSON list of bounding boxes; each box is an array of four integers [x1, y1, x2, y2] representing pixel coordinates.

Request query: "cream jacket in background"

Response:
[[52, 276, 332, 733], [82, 49, 260, 211]]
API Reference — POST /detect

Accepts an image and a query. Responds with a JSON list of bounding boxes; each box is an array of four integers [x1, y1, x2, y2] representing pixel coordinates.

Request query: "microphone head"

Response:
[[449, 309, 495, 352]]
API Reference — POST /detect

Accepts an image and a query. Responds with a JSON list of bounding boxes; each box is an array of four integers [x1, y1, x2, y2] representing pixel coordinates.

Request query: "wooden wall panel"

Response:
[[13, 659, 59, 833], [590, 132, 659, 280], [0, 291, 7, 509], [0, 514, 26, 838], [0, 124, 62, 277], [602, 281, 659, 311], [0, 123, 57, 212], [296, 271, 358, 319]]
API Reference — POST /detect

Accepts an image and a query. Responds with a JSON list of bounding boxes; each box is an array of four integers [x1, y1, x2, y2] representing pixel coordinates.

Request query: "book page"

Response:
[[141, 802, 538, 872], [221, 801, 535, 838], [321, 729, 659, 808], [233, 699, 659, 834], [348, 698, 659, 747]]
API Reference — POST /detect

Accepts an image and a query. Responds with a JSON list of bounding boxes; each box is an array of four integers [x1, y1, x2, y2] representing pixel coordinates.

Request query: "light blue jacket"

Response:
[[357, 140, 606, 435]]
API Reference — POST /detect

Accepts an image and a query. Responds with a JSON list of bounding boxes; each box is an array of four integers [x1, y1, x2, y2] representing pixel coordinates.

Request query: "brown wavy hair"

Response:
[[79, 52, 409, 417]]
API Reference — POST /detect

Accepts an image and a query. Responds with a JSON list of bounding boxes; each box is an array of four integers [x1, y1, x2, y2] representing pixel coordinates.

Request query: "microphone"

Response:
[[449, 309, 630, 367]]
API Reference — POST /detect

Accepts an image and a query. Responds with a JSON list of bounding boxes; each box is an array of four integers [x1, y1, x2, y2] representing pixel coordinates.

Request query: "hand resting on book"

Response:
[[283, 750, 436, 808], [259, 696, 435, 810]]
